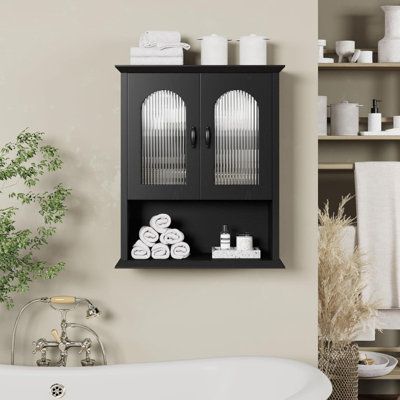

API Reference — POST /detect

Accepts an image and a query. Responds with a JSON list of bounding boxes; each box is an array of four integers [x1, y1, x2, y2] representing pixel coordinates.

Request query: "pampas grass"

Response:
[[319, 195, 376, 344]]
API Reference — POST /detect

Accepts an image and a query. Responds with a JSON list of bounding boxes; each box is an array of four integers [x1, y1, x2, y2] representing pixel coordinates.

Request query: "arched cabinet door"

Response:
[[126, 73, 200, 199], [200, 73, 275, 200]]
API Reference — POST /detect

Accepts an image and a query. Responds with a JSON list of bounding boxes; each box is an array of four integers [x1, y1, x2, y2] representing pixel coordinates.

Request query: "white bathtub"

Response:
[[0, 357, 331, 400]]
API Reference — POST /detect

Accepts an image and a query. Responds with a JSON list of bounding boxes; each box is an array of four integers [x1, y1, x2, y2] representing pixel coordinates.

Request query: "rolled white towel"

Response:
[[160, 228, 184, 245], [171, 242, 190, 259], [130, 47, 184, 57], [139, 226, 159, 247], [131, 240, 150, 260], [151, 243, 170, 259], [149, 213, 172, 234]]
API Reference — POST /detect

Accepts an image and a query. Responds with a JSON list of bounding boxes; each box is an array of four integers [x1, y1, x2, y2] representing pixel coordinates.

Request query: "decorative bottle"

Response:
[[220, 225, 231, 250]]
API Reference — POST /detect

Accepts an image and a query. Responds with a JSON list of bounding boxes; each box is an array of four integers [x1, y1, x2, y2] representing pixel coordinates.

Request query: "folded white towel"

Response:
[[140, 31, 181, 45], [130, 47, 184, 57], [131, 240, 150, 260], [149, 213, 171, 234], [139, 226, 159, 247], [139, 31, 190, 50], [160, 228, 184, 245], [151, 243, 170, 259], [171, 242, 190, 259], [130, 57, 183, 65]]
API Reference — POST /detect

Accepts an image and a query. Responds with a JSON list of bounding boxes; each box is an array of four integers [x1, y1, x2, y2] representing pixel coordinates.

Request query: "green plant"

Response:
[[0, 130, 71, 309]]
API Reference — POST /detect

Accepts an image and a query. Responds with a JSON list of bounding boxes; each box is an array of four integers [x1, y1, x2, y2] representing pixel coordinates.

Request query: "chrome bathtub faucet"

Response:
[[12, 296, 107, 367], [32, 325, 95, 367]]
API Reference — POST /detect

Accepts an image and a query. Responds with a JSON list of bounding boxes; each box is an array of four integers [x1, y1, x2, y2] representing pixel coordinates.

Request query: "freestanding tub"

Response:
[[0, 357, 331, 399]]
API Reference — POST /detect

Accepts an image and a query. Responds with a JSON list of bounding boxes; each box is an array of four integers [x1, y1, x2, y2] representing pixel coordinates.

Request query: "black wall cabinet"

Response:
[[116, 65, 285, 268]]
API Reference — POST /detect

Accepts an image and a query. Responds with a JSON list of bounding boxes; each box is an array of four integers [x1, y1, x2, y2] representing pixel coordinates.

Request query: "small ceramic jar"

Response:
[[238, 34, 269, 65], [198, 34, 230, 65], [236, 234, 253, 251], [330, 101, 362, 136]]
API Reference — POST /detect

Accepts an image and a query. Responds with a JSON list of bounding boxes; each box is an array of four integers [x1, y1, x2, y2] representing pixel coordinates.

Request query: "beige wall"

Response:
[[0, 0, 318, 366]]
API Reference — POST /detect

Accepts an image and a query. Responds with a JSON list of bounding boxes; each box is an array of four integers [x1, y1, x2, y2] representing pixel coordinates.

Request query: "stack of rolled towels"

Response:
[[131, 213, 190, 260], [130, 31, 190, 65]]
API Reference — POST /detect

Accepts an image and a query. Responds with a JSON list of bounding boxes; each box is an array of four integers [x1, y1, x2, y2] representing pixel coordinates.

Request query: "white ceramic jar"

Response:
[[236, 234, 253, 251], [330, 101, 361, 136], [318, 96, 328, 136], [198, 34, 230, 65], [238, 34, 268, 65]]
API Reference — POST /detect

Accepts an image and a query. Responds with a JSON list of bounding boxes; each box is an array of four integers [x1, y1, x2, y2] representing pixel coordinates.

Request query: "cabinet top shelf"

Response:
[[116, 65, 285, 73]]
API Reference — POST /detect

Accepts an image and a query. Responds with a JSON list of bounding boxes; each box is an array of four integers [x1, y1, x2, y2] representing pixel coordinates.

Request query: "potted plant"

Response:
[[318, 195, 376, 400], [0, 131, 71, 309]]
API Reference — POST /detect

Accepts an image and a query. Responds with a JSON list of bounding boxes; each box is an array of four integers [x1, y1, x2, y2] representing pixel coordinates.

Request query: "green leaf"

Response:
[[0, 131, 71, 308]]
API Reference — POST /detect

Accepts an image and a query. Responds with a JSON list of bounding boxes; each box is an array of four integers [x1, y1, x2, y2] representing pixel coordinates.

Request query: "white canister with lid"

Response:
[[330, 100, 362, 136], [198, 34, 230, 65], [236, 233, 253, 251], [318, 96, 328, 135], [238, 34, 269, 65]]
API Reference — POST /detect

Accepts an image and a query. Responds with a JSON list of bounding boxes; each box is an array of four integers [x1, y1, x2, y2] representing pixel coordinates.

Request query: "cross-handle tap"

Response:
[[32, 338, 57, 366], [50, 328, 94, 367]]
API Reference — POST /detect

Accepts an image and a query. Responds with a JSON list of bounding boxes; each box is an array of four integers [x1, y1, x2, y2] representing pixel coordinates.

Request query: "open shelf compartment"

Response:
[[116, 200, 283, 269]]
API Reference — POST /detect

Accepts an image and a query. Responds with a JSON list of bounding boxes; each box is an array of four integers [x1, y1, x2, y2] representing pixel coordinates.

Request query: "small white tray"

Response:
[[212, 247, 261, 259]]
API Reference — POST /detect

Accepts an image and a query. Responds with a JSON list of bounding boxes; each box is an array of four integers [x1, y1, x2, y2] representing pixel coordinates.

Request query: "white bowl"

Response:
[[358, 352, 397, 378]]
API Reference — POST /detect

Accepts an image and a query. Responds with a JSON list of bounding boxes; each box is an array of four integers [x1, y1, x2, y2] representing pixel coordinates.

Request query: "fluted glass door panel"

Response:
[[214, 90, 259, 185], [141, 90, 187, 185]]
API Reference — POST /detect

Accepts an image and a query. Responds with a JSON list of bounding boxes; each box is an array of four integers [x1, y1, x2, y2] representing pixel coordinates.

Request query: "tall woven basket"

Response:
[[318, 341, 359, 400]]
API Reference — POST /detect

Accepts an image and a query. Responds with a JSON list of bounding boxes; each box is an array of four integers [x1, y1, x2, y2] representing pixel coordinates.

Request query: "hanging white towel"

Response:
[[160, 228, 184, 245], [130, 57, 183, 65], [149, 213, 172, 234], [151, 243, 170, 259], [131, 240, 150, 260], [130, 47, 184, 57], [171, 242, 190, 259], [139, 226, 159, 248], [355, 162, 400, 308]]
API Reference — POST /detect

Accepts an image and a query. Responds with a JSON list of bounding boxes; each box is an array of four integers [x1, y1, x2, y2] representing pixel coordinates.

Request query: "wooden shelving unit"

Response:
[[319, 50, 400, 393]]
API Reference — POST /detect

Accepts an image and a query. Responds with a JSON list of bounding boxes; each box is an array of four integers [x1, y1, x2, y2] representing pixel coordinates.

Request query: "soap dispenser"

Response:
[[368, 99, 382, 133], [220, 225, 231, 250]]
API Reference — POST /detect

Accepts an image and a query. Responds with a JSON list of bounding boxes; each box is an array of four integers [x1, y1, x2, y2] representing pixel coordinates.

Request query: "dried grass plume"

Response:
[[319, 195, 377, 343]]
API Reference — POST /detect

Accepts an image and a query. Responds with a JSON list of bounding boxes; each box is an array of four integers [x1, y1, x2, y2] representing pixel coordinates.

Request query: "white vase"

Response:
[[378, 5, 400, 62]]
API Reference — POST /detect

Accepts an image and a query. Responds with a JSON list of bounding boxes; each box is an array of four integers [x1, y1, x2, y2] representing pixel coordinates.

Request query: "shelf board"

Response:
[[319, 135, 400, 141], [359, 347, 400, 353], [326, 117, 393, 124], [319, 63, 400, 71], [115, 256, 285, 269], [324, 48, 377, 56], [318, 163, 353, 171]]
